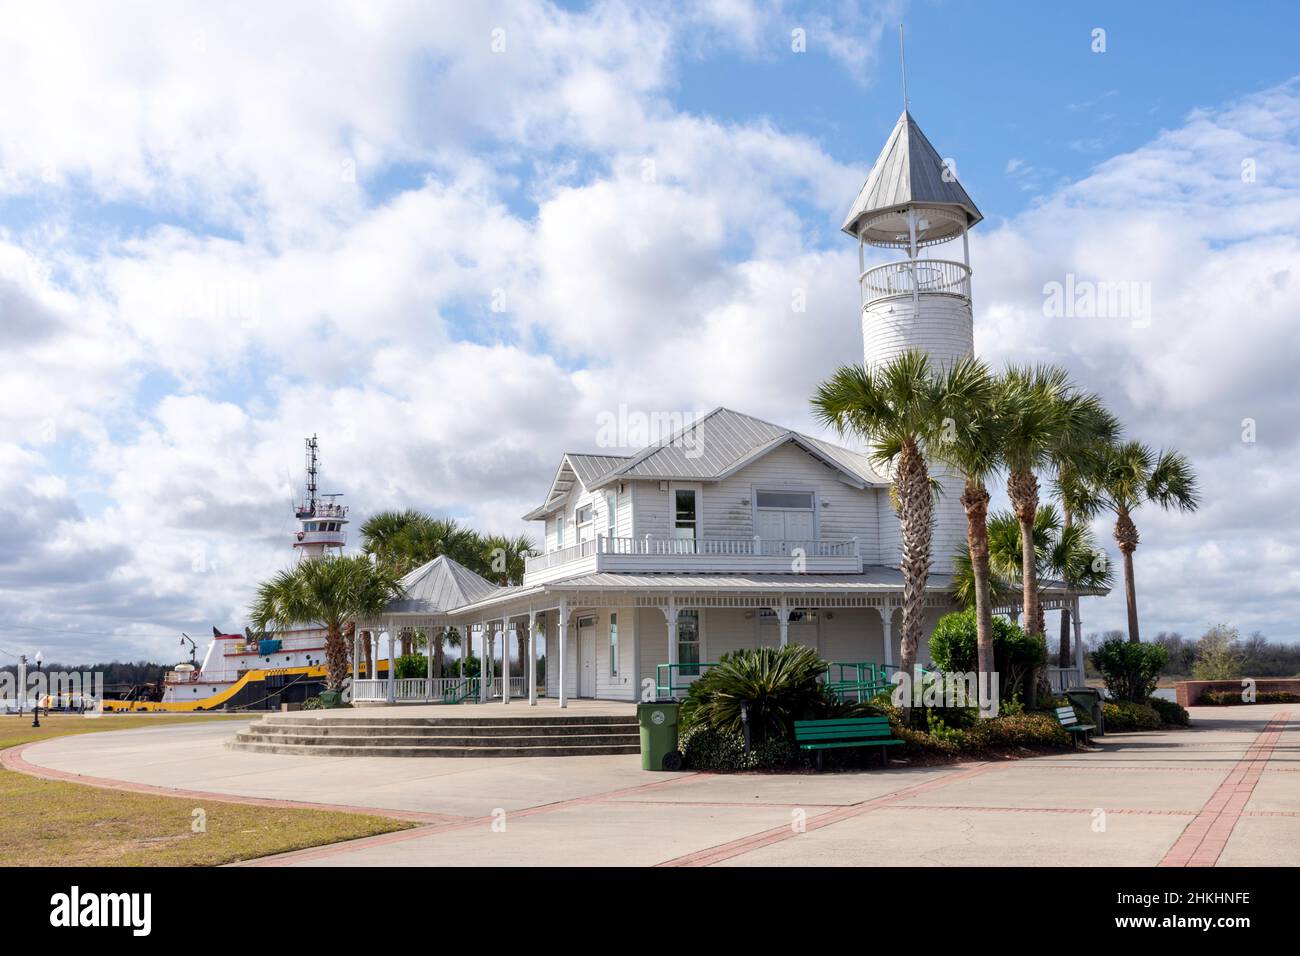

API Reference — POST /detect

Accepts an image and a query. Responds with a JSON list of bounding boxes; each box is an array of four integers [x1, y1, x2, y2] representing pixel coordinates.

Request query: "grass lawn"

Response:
[[0, 713, 411, 866]]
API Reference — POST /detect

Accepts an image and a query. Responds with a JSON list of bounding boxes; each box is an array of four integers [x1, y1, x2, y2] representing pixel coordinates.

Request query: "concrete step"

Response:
[[246, 721, 636, 738], [227, 740, 641, 758], [235, 731, 640, 749], [259, 713, 637, 728]]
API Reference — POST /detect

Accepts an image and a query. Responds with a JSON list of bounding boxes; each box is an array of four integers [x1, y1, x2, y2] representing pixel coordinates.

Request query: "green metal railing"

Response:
[[443, 677, 481, 704], [654, 662, 717, 699], [653, 660, 898, 703], [824, 661, 892, 703]]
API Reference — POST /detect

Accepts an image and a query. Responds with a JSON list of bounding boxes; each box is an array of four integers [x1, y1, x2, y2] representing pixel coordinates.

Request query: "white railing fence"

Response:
[[1046, 667, 1086, 694], [600, 536, 859, 557], [860, 259, 970, 304], [350, 677, 473, 702]]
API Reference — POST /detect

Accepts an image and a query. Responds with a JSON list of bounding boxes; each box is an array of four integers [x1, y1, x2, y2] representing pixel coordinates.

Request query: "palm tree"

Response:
[[478, 534, 535, 586], [929, 357, 1002, 713], [997, 366, 1110, 643], [250, 555, 405, 691], [813, 350, 989, 715], [1088, 441, 1199, 642], [1048, 407, 1120, 667], [952, 506, 1112, 662]]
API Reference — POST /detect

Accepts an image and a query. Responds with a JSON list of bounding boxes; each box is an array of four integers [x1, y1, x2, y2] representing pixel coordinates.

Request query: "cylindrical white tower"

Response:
[[842, 110, 982, 567]]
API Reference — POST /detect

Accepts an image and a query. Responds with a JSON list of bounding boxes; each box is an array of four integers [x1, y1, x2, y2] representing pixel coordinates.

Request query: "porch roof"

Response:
[[439, 570, 1106, 619]]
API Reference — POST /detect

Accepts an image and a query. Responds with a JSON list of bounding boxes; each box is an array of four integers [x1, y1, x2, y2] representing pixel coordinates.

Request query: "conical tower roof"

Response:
[[841, 110, 982, 247]]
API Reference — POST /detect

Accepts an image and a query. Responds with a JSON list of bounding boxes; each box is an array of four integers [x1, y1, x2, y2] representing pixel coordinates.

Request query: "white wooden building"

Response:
[[352, 109, 1100, 706]]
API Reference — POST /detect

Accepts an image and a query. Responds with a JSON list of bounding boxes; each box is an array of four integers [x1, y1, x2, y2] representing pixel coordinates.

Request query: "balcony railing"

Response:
[[860, 258, 970, 305], [523, 534, 862, 583], [294, 529, 348, 547]]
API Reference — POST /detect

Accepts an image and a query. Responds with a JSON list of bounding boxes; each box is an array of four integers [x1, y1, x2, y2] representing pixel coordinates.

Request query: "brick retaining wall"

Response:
[[1175, 678, 1300, 706]]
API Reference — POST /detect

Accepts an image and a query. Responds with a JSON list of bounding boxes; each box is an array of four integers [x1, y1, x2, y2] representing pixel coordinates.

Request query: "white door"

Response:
[[783, 509, 814, 544], [758, 509, 815, 554], [578, 620, 597, 697]]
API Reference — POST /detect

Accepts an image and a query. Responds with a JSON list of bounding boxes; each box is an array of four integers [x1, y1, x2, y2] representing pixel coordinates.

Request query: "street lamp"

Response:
[[31, 651, 43, 728]]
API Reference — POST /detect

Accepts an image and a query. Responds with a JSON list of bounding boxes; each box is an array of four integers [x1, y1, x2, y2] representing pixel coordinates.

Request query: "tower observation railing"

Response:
[[860, 259, 970, 306]]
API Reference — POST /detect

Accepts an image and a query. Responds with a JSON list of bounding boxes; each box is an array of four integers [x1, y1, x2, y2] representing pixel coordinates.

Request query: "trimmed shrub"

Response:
[[928, 609, 1045, 701], [961, 712, 1071, 751], [680, 644, 832, 740], [1200, 690, 1300, 706], [1102, 700, 1162, 732], [677, 723, 800, 771], [1090, 638, 1167, 702], [303, 696, 323, 710], [1148, 696, 1190, 726]]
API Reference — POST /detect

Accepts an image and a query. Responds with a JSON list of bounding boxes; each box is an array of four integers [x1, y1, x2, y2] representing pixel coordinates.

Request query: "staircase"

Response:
[[228, 712, 641, 757]]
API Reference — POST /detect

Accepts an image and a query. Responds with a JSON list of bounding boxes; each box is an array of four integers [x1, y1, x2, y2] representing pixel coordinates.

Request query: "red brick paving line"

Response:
[[656, 761, 997, 867], [0, 743, 470, 825], [890, 804, 1197, 816], [237, 771, 706, 866], [1158, 712, 1291, 868]]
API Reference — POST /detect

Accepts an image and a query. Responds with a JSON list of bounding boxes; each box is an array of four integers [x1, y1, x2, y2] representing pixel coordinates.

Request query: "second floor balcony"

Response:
[[523, 534, 863, 585]]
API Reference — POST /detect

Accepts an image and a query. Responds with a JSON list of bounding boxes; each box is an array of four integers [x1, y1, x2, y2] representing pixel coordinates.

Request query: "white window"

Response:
[[673, 489, 697, 541], [576, 505, 593, 543], [554, 516, 565, 550], [606, 493, 617, 538], [677, 610, 700, 675]]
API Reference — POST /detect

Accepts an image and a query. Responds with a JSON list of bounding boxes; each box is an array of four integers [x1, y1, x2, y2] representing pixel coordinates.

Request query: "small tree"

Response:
[[1090, 637, 1167, 702], [1192, 624, 1242, 681], [928, 609, 1045, 702]]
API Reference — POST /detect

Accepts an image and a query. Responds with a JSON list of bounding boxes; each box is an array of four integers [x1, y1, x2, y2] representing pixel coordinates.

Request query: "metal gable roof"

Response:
[[383, 555, 504, 615], [521, 453, 632, 520], [841, 110, 982, 239], [522, 408, 887, 520], [597, 407, 888, 486]]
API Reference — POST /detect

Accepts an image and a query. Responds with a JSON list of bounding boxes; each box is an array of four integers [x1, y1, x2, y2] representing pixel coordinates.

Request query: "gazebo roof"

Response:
[[384, 555, 502, 616], [841, 110, 982, 246]]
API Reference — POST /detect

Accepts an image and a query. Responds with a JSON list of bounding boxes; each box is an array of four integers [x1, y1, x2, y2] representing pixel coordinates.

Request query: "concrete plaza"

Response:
[[6, 703, 1294, 867]]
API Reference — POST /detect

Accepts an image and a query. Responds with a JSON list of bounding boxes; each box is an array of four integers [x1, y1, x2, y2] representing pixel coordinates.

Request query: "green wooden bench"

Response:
[[1054, 705, 1096, 747], [793, 716, 904, 771]]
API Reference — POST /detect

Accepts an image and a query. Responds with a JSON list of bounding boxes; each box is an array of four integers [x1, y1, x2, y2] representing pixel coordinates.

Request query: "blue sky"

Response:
[[2, 0, 1299, 662]]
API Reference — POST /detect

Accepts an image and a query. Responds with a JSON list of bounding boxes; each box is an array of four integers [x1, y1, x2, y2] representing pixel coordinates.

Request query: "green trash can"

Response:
[[1066, 688, 1105, 736], [637, 701, 682, 771]]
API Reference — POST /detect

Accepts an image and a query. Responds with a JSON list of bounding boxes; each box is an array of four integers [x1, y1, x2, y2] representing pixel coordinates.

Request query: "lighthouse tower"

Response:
[[293, 435, 347, 560], [842, 109, 983, 564]]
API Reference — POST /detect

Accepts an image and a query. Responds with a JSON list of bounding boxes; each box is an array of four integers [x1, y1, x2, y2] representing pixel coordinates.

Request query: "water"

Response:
[[1151, 688, 1177, 702]]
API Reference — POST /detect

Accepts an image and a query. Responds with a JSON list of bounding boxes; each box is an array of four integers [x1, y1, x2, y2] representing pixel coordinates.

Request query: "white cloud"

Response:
[[1, 3, 1298, 664]]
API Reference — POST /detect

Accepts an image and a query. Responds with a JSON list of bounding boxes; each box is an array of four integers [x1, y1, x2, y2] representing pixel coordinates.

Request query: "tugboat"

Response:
[[105, 436, 386, 711]]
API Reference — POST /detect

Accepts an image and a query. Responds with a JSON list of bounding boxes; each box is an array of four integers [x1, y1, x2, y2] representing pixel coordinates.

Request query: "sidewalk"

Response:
[[11, 704, 1295, 867]]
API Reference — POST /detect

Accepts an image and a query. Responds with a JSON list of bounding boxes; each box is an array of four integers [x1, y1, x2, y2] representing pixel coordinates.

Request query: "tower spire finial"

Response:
[[899, 24, 909, 113]]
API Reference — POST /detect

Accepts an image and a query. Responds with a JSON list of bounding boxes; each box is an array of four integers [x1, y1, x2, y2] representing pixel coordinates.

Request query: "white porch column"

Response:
[[426, 627, 433, 695], [527, 610, 538, 707], [351, 627, 359, 685], [557, 602, 569, 709], [663, 599, 678, 699], [479, 624, 490, 703], [880, 605, 894, 669], [385, 630, 396, 703], [502, 623, 513, 706], [776, 598, 790, 648]]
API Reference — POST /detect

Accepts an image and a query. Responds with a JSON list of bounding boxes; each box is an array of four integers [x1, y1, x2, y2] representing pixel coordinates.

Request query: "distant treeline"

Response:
[[0, 660, 168, 687], [1084, 625, 1300, 680]]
